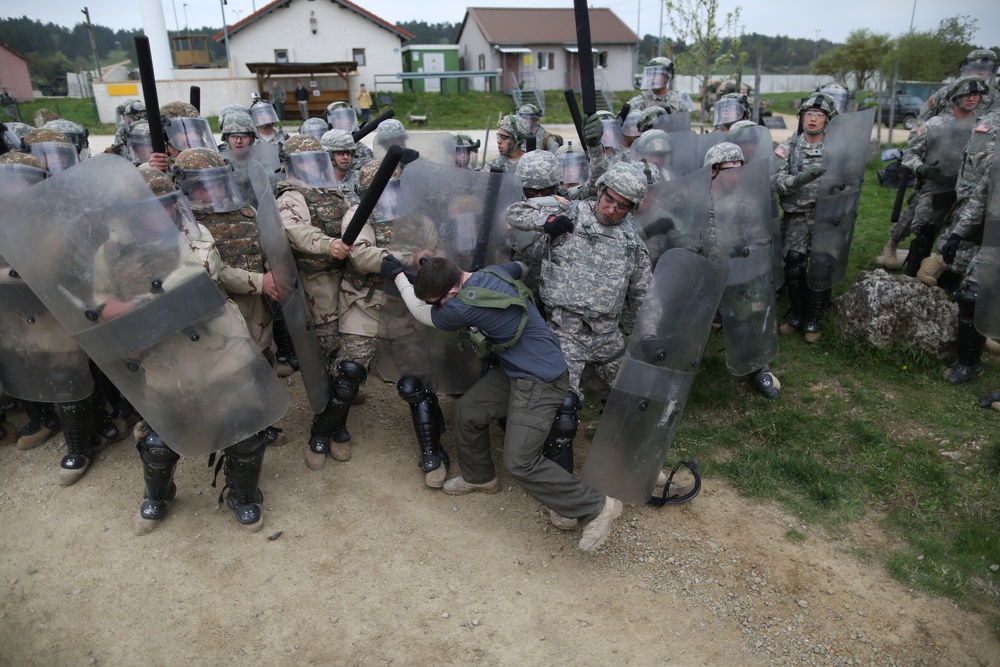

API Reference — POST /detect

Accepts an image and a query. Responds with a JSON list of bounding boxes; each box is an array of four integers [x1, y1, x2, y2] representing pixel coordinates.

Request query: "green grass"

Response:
[[12, 97, 116, 134]]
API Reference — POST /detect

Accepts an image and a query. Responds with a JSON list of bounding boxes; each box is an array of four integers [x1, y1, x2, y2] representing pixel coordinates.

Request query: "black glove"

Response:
[[399, 148, 420, 165], [583, 113, 603, 148], [380, 254, 405, 280], [940, 233, 962, 265], [791, 164, 824, 187], [543, 214, 574, 239], [918, 164, 941, 180]]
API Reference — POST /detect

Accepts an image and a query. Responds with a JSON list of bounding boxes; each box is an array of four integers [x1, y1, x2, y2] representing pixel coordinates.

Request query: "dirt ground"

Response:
[[1, 371, 998, 667]]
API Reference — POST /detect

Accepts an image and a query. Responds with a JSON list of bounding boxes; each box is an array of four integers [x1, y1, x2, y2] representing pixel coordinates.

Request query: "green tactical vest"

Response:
[[456, 268, 535, 359]]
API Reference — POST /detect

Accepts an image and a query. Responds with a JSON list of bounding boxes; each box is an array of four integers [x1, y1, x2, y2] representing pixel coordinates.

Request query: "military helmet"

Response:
[[497, 114, 529, 140], [300, 117, 331, 140], [817, 82, 852, 114], [948, 75, 990, 101], [284, 134, 323, 155], [630, 129, 670, 155], [454, 133, 479, 151], [174, 147, 227, 171], [728, 119, 758, 132], [637, 106, 668, 133], [220, 112, 257, 139], [960, 48, 997, 84], [218, 103, 250, 128], [556, 140, 585, 155], [963, 48, 997, 64], [127, 120, 151, 138], [376, 119, 407, 145], [43, 118, 86, 136], [713, 93, 749, 128], [798, 92, 838, 119], [23, 127, 69, 146], [597, 162, 647, 208], [326, 101, 350, 113], [517, 103, 541, 118], [160, 101, 200, 119], [703, 141, 745, 168], [6, 122, 34, 142], [0, 151, 44, 168], [358, 158, 402, 192], [320, 129, 356, 153], [649, 56, 674, 72], [138, 165, 176, 196], [514, 150, 561, 190]]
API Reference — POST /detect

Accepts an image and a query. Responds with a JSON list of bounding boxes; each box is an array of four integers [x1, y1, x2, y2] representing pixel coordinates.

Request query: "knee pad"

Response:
[[783, 250, 807, 280], [332, 360, 368, 403], [397, 375, 430, 404], [224, 431, 269, 458], [136, 427, 180, 465]]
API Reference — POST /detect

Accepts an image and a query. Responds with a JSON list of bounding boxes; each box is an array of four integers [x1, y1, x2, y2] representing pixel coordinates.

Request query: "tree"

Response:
[[665, 0, 746, 114], [880, 15, 977, 81], [812, 29, 891, 90]]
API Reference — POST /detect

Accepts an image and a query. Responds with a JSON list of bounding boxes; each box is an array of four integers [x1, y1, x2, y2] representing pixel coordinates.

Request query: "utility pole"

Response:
[[183, 4, 189, 35], [909, 0, 917, 33], [81, 7, 103, 83], [171, 0, 179, 31], [635, 0, 641, 76], [658, 0, 664, 58], [220, 0, 232, 77], [813, 29, 821, 62]]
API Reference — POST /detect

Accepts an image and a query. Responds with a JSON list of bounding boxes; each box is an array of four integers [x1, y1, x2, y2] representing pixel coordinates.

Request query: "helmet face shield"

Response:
[[600, 119, 624, 148], [819, 86, 850, 114], [622, 108, 642, 138], [250, 102, 279, 127], [285, 150, 339, 189], [962, 59, 996, 84], [176, 164, 245, 213], [557, 151, 589, 185], [326, 106, 359, 132], [641, 65, 672, 91], [128, 134, 154, 165], [713, 98, 746, 127], [0, 163, 47, 199], [372, 179, 400, 222], [455, 147, 474, 169], [30, 142, 79, 175], [129, 191, 202, 243], [517, 110, 540, 133], [163, 117, 217, 151]]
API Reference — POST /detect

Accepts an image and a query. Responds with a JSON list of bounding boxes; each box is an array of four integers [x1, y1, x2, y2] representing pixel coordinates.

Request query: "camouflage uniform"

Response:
[[627, 90, 687, 115], [483, 154, 520, 173], [919, 83, 996, 122], [772, 134, 825, 255], [337, 203, 388, 368], [505, 169, 652, 399]]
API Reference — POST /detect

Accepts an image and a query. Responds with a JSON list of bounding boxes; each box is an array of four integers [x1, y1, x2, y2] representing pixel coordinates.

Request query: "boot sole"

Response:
[[305, 450, 327, 471], [58, 460, 90, 487]]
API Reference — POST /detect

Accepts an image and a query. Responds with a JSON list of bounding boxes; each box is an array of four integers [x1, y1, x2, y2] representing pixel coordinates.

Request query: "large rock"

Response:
[[833, 269, 956, 359]]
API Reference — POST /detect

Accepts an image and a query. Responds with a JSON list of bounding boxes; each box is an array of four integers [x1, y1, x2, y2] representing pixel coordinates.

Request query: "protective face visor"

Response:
[[371, 178, 400, 222], [516, 110, 540, 133], [376, 130, 408, 151], [557, 151, 589, 186], [962, 58, 997, 85], [29, 142, 80, 175], [454, 147, 475, 169], [300, 121, 329, 142], [819, 87, 850, 114], [284, 150, 339, 189], [621, 108, 642, 138], [0, 163, 47, 200], [630, 137, 669, 168], [326, 106, 359, 133], [127, 134, 153, 165], [174, 164, 245, 213], [128, 190, 202, 244], [640, 65, 672, 91], [250, 102, 279, 127], [60, 127, 90, 159], [600, 118, 624, 147], [713, 98, 747, 127], [163, 117, 217, 152], [2, 125, 21, 153]]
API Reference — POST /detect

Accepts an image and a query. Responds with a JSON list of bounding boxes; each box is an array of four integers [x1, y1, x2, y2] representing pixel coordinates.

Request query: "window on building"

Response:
[[478, 54, 485, 70], [596, 51, 609, 69], [353, 48, 366, 67], [537, 52, 555, 70], [275, 49, 288, 64]]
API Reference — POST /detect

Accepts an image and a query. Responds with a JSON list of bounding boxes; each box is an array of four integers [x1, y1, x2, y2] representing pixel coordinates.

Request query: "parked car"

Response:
[[860, 94, 923, 130]]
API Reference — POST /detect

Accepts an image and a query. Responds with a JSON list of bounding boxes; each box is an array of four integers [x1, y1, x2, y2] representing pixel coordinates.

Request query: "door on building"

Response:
[[424, 52, 444, 93]]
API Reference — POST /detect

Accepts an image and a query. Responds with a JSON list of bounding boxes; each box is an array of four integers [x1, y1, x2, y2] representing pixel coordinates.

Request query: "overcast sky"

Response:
[[8, 0, 1000, 47]]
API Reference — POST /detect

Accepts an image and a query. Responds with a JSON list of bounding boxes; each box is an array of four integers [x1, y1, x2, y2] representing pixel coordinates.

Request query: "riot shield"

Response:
[[808, 107, 876, 290], [0, 276, 94, 402], [974, 157, 1000, 338], [631, 130, 700, 180], [0, 154, 288, 456], [651, 111, 692, 134], [921, 116, 976, 197], [697, 125, 773, 165], [226, 141, 280, 207], [374, 160, 522, 394], [712, 159, 778, 375], [581, 249, 727, 504], [635, 165, 712, 266], [248, 160, 330, 413], [375, 131, 455, 167]]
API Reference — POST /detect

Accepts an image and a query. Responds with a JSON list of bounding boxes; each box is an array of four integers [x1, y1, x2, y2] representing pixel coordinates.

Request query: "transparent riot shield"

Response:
[[651, 111, 692, 134], [635, 165, 712, 266], [375, 131, 455, 167], [226, 141, 280, 208], [631, 130, 700, 180], [0, 154, 288, 456], [974, 157, 1000, 338], [697, 125, 773, 166], [808, 107, 876, 291], [581, 249, 727, 504], [374, 160, 522, 394], [249, 160, 330, 413], [921, 116, 976, 200], [0, 275, 94, 402], [712, 160, 778, 376]]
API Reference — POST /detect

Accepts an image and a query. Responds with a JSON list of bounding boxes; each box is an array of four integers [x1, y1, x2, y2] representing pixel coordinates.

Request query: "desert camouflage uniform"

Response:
[[192, 206, 273, 350], [771, 134, 825, 255], [275, 182, 350, 368], [626, 90, 687, 115], [506, 198, 652, 399]]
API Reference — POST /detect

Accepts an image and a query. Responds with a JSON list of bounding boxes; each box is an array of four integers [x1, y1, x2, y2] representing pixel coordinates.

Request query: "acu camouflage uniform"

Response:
[[771, 134, 825, 256], [483, 154, 520, 174], [337, 167, 361, 206], [275, 181, 350, 367], [505, 198, 652, 399], [626, 90, 687, 115], [919, 83, 997, 123], [352, 144, 375, 172]]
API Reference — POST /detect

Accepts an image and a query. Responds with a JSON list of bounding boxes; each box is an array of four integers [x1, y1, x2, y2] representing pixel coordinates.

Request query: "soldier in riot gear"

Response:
[[124, 120, 153, 166], [109, 100, 146, 158], [556, 141, 588, 190], [250, 95, 287, 147], [484, 114, 529, 173], [517, 103, 563, 153], [148, 101, 217, 173], [299, 117, 330, 142], [454, 133, 479, 170], [817, 82, 852, 115], [43, 119, 89, 160], [374, 118, 408, 154], [384, 255, 625, 552], [712, 93, 750, 131], [919, 50, 997, 123], [220, 111, 257, 152], [772, 93, 836, 343], [22, 127, 78, 174], [893, 77, 986, 275], [320, 128, 361, 204], [326, 101, 375, 170], [628, 57, 686, 116]]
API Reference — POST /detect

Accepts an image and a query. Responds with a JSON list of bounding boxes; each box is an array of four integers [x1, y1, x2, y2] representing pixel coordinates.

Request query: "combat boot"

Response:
[[877, 240, 901, 270], [57, 399, 96, 486], [222, 432, 268, 533], [272, 317, 298, 377], [0, 409, 15, 446], [134, 423, 180, 535], [917, 254, 947, 287], [803, 289, 831, 344], [978, 392, 1000, 412], [750, 367, 781, 399], [398, 375, 450, 488], [780, 251, 808, 335], [943, 283, 985, 384], [16, 401, 60, 450]]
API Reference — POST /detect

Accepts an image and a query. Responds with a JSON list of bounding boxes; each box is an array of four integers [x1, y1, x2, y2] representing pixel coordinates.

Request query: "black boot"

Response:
[[750, 366, 780, 399], [946, 282, 985, 384], [135, 424, 180, 534], [57, 398, 96, 486], [780, 251, 808, 334], [306, 361, 367, 469], [223, 432, 268, 532], [272, 317, 299, 371], [17, 401, 60, 450], [542, 391, 580, 474], [90, 389, 125, 448], [398, 375, 450, 488], [803, 289, 831, 343], [904, 227, 936, 277]]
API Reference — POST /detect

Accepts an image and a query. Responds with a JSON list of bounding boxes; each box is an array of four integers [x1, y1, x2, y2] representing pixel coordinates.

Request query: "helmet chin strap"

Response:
[[803, 126, 825, 136]]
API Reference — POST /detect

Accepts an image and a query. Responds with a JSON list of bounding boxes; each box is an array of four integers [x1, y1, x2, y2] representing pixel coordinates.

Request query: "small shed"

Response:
[[0, 43, 34, 102], [401, 45, 460, 94]]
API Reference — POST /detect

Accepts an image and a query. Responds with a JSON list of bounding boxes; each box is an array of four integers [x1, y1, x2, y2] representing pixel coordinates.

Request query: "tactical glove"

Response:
[[380, 254, 405, 280], [791, 164, 825, 188], [940, 234, 962, 265], [918, 164, 941, 180], [583, 113, 603, 148], [543, 214, 574, 239]]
